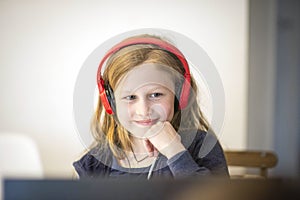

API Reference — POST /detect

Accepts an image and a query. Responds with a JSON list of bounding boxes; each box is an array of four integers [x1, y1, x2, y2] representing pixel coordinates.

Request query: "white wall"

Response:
[[0, 0, 248, 177]]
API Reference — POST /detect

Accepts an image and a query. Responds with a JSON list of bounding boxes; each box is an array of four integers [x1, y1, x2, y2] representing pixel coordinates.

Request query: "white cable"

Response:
[[147, 156, 158, 180]]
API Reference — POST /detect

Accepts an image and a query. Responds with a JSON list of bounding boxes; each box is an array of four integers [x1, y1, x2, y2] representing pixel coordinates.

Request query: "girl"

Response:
[[73, 34, 229, 179]]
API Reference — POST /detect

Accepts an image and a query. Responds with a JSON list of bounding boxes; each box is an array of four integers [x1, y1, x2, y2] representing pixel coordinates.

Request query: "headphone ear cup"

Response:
[[98, 77, 114, 115], [104, 82, 116, 114]]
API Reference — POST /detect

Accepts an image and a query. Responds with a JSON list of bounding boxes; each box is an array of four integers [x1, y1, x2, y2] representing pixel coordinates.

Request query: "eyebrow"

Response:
[[148, 86, 169, 92], [135, 85, 169, 91]]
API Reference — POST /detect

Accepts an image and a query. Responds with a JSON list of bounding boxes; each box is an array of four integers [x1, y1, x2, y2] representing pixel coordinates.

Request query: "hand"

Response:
[[143, 139, 159, 157], [145, 121, 186, 159]]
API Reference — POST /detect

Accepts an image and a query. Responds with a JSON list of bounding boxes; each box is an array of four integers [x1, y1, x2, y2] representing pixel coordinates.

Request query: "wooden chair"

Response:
[[224, 150, 278, 178]]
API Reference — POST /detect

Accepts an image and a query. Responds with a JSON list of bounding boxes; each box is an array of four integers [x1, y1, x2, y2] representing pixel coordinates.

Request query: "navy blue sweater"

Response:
[[73, 130, 229, 179]]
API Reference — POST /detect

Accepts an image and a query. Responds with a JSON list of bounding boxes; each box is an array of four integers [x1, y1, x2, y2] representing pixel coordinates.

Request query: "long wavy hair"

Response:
[[91, 35, 209, 160]]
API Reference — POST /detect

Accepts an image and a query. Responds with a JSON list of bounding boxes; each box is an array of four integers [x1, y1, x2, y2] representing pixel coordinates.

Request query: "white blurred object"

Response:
[[0, 133, 43, 178]]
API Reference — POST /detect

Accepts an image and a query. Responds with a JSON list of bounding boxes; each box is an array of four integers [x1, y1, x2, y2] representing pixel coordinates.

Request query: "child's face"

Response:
[[114, 63, 176, 138]]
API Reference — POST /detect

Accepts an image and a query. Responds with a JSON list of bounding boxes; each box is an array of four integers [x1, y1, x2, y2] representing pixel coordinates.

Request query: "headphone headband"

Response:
[[97, 37, 191, 114]]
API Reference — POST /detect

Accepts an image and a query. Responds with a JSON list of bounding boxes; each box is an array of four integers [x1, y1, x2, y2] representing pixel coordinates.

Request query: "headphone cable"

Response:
[[147, 155, 159, 180]]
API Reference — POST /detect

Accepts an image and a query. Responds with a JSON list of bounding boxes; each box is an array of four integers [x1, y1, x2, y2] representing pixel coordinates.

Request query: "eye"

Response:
[[123, 95, 137, 101], [149, 92, 163, 99]]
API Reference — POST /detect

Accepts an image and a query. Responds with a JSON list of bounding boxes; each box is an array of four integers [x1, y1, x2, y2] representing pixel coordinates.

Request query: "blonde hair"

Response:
[[91, 35, 209, 160]]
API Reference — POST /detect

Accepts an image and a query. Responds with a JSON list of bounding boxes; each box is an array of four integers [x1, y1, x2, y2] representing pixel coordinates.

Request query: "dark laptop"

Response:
[[4, 178, 300, 200]]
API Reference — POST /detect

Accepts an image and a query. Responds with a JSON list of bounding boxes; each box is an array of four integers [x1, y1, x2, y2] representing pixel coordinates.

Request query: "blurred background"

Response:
[[0, 0, 299, 179]]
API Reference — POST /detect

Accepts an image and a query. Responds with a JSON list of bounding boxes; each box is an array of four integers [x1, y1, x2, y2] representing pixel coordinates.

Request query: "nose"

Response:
[[135, 98, 151, 117]]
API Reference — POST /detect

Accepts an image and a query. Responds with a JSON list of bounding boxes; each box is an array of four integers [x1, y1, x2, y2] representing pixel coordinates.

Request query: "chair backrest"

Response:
[[224, 150, 278, 178], [0, 133, 43, 178]]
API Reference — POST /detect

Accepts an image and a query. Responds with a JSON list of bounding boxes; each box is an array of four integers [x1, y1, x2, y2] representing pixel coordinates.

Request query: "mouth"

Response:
[[133, 119, 158, 127]]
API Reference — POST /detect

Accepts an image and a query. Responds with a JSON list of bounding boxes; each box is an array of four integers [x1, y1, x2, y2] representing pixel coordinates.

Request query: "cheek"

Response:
[[159, 98, 174, 121], [166, 103, 174, 121], [115, 101, 130, 122]]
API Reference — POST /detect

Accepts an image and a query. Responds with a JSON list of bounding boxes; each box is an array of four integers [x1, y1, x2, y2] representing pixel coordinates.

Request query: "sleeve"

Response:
[[167, 150, 211, 178], [166, 130, 229, 178], [73, 153, 110, 178], [199, 139, 229, 176]]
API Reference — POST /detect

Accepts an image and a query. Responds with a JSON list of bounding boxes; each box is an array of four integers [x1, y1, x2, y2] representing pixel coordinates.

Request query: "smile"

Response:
[[133, 119, 158, 126]]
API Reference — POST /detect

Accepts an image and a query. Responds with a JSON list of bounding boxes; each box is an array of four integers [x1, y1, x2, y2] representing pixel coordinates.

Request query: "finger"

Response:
[[143, 139, 154, 157], [153, 147, 159, 157]]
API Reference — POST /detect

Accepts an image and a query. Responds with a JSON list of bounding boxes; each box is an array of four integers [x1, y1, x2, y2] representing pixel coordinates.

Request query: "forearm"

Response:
[[167, 150, 211, 178]]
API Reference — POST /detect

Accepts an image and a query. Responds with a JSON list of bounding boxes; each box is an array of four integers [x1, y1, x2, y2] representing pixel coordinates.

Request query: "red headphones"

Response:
[[97, 37, 191, 115]]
